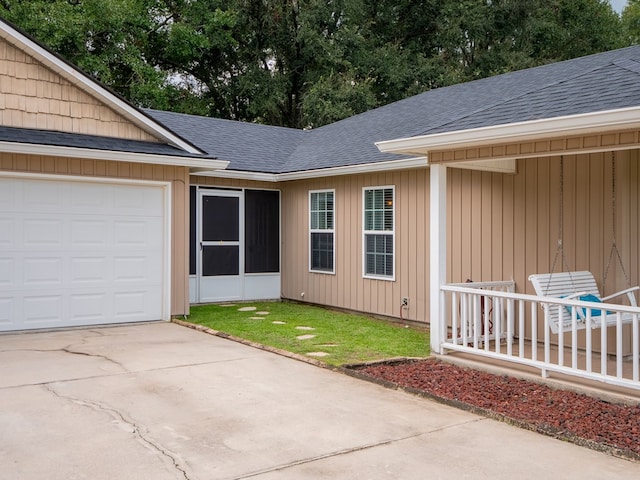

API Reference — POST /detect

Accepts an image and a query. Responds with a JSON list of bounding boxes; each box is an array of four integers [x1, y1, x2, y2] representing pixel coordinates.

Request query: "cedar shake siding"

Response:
[[0, 37, 157, 141]]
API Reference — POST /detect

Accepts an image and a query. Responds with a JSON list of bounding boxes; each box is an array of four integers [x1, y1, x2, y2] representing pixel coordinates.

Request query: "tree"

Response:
[[0, 0, 630, 128], [0, 0, 184, 109], [622, 0, 640, 44], [525, 0, 625, 61], [435, 0, 625, 81]]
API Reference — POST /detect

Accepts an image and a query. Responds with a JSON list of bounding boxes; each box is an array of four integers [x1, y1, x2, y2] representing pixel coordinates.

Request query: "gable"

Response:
[[0, 37, 157, 142]]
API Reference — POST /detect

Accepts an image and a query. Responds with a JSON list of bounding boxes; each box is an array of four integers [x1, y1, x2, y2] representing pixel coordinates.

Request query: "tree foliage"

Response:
[[622, 0, 640, 44], [0, 0, 629, 128]]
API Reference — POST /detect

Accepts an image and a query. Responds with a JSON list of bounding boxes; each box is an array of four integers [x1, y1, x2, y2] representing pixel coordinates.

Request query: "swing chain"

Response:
[[603, 151, 631, 288], [546, 156, 576, 294]]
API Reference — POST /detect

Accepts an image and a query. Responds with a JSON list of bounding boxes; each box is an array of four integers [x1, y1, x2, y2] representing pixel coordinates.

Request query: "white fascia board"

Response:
[[192, 169, 279, 182], [375, 106, 640, 155], [0, 141, 229, 170], [191, 157, 427, 182], [0, 22, 201, 154], [276, 156, 427, 180]]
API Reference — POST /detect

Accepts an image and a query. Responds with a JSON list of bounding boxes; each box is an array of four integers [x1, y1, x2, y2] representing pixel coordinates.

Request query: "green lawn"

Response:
[[187, 301, 430, 366]]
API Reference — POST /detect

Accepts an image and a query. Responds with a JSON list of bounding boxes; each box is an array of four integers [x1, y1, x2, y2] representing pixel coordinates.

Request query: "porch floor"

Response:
[[438, 340, 640, 405]]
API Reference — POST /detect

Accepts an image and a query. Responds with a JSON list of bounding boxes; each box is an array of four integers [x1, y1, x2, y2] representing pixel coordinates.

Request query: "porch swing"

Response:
[[528, 154, 640, 334]]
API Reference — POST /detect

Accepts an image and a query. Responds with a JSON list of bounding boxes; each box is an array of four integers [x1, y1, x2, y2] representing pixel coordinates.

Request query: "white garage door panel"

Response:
[[0, 177, 166, 332], [0, 288, 163, 328]]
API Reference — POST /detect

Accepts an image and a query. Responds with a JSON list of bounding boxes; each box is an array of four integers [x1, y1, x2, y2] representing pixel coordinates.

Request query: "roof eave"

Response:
[[277, 157, 427, 180], [375, 106, 640, 156], [0, 141, 229, 171], [192, 169, 279, 182], [192, 157, 428, 182]]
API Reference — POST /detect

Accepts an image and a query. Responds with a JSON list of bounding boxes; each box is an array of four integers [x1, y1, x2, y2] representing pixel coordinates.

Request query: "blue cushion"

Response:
[[564, 294, 611, 319]]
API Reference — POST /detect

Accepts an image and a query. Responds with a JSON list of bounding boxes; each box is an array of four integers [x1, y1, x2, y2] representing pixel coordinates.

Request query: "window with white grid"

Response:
[[309, 190, 335, 273], [363, 186, 394, 279]]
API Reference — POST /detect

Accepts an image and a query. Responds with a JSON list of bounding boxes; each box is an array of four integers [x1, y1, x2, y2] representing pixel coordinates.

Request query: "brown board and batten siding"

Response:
[[194, 149, 639, 334], [279, 168, 430, 323], [447, 149, 640, 351], [0, 37, 157, 141], [448, 150, 639, 299], [429, 129, 640, 164], [0, 153, 191, 316]]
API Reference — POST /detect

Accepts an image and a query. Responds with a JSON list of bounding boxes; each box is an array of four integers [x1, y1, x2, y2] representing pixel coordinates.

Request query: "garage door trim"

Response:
[[0, 171, 172, 331]]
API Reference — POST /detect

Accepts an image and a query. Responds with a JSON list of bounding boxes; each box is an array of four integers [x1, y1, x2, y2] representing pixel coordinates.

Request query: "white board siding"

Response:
[[0, 176, 167, 331]]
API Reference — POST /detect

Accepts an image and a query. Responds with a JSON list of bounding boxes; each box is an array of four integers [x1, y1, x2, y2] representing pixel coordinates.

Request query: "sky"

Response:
[[610, 0, 628, 13]]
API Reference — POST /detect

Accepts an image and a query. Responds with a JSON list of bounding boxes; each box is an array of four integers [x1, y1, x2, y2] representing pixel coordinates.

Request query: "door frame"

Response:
[[195, 189, 244, 303]]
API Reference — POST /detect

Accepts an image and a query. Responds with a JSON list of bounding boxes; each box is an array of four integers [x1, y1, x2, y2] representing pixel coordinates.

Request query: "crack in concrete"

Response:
[[43, 384, 191, 480], [61, 346, 127, 370], [0, 356, 255, 391], [230, 418, 486, 479], [59, 332, 128, 370], [0, 345, 127, 371]]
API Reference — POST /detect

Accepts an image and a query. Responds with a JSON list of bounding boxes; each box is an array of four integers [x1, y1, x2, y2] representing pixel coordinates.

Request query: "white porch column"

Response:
[[430, 163, 447, 354]]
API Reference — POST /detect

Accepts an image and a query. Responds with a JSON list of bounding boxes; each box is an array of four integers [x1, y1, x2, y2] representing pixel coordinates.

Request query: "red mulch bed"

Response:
[[350, 358, 640, 460]]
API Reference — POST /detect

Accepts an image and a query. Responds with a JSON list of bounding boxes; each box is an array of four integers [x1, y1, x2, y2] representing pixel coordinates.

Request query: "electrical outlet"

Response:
[[401, 297, 408, 307]]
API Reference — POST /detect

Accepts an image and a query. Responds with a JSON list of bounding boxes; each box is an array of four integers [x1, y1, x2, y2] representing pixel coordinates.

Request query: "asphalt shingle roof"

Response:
[[0, 125, 216, 159], [146, 46, 640, 174], [421, 58, 640, 135], [144, 109, 306, 174]]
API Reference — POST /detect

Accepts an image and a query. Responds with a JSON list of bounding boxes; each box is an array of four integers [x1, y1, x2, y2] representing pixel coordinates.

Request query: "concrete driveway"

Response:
[[1, 322, 638, 480]]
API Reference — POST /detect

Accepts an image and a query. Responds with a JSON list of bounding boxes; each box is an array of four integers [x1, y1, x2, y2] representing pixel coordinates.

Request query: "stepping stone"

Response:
[[296, 326, 315, 330], [249, 317, 264, 320], [296, 334, 316, 340], [272, 321, 286, 325], [219, 304, 237, 307], [256, 311, 270, 315], [307, 352, 329, 357], [237, 306, 257, 312]]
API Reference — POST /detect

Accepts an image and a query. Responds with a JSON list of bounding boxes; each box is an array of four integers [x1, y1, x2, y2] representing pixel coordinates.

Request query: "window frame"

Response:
[[362, 185, 395, 281], [309, 189, 336, 274]]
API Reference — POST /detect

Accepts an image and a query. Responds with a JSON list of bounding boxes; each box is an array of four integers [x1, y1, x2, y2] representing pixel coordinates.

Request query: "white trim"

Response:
[[0, 20, 201, 154], [362, 185, 395, 281], [375, 106, 640, 156], [429, 165, 447, 354], [0, 141, 228, 170], [453, 143, 640, 165], [278, 157, 427, 180], [162, 180, 172, 321], [309, 189, 336, 275], [193, 170, 278, 182], [0, 171, 173, 322], [192, 157, 428, 182], [0, 170, 171, 188]]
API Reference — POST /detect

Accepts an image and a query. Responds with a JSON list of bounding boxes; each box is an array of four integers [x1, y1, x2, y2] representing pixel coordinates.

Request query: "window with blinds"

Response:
[[309, 190, 335, 273], [363, 186, 394, 279]]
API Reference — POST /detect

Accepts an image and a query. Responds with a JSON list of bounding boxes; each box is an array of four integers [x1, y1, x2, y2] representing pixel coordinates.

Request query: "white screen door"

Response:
[[197, 190, 243, 302]]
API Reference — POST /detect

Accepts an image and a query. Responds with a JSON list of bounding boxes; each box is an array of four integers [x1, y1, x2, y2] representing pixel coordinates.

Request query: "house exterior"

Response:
[[2, 12, 640, 390], [149, 46, 640, 337], [0, 19, 228, 331]]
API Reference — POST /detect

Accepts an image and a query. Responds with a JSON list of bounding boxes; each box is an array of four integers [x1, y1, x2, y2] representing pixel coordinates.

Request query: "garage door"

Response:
[[0, 176, 167, 332]]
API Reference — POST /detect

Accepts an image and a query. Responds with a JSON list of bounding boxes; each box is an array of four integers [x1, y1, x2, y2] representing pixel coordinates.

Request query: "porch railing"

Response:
[[439, 282, 640, 390]]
